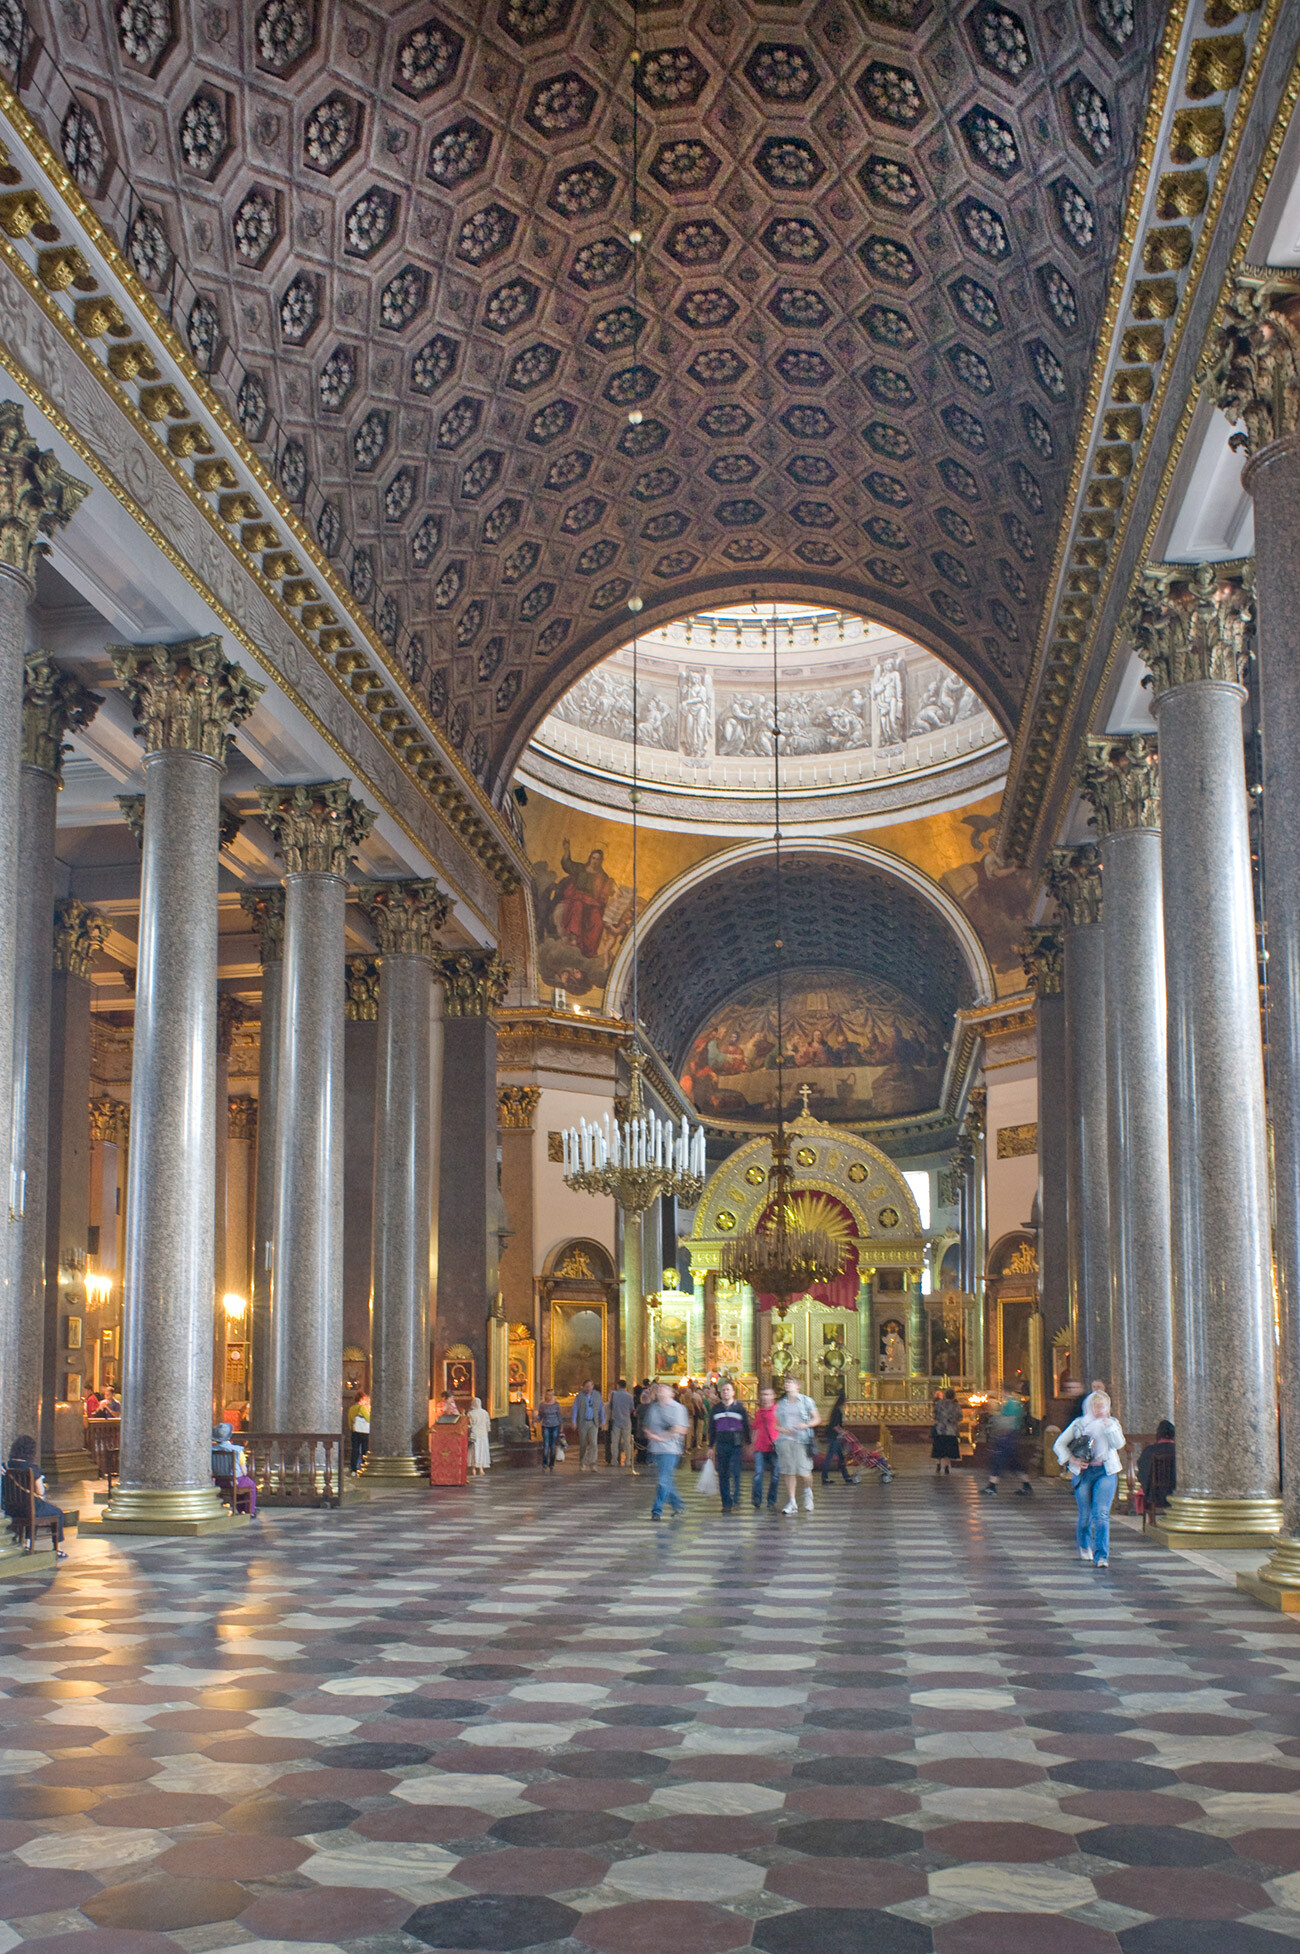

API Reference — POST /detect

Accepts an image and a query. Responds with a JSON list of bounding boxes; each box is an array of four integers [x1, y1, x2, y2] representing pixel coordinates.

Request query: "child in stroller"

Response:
[[815, 1428, 894, 1484]]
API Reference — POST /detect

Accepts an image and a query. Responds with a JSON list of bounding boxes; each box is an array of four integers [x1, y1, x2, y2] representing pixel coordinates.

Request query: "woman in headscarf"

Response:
[[467, 1396, 491, 1475], [211, 1422, 257, 1516], [4, 1435, 67, 1556]]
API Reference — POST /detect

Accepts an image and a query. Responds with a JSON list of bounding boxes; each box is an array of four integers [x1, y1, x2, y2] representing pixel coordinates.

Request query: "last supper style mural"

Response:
[[679, 967, 946, 1122]]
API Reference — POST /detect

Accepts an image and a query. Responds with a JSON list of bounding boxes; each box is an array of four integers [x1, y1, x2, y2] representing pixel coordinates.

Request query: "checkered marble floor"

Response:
[[3, 1468, 1300, 1954]]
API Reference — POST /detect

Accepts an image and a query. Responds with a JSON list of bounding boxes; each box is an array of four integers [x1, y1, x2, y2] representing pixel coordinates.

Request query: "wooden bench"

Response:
[[84, 1419, 120, 1492]]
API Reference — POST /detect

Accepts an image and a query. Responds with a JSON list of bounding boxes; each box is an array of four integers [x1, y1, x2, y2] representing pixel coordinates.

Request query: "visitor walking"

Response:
[[538, 1389, 562, 1470], [776, 1374, 819, 1514], [572, 1380, 606, 1472], [708, 1379, 751, 1511], [1054, 1388, 1126, 1568], [347, 1393, 370, 1475], [644, 1381, 690, 1519], [467, 1396, 491, 1474], [982, 1388, 1033, 1496], [932, 1387, 961, 1475], [752, 1385, 780, 1509], [821, 1389, 853, 1486], [1136, 1420, 1176, 1511], [609, 1377, 636, 1471]]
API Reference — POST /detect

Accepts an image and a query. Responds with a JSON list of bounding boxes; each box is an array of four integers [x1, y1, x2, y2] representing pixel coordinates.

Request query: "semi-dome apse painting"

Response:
[[679, 966, 945, 1123]]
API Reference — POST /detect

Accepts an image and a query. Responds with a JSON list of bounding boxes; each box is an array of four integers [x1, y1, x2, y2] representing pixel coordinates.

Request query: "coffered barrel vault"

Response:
[[37, 0, 1162, 795]]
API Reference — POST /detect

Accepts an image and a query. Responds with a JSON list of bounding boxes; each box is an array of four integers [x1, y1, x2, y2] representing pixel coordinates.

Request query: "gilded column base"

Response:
[[361, 1454, 429, 1486], [1237, 1532, 1300, 1611], [85, 1485, 246, 1537], [1153, 1493, 1285, 1551]]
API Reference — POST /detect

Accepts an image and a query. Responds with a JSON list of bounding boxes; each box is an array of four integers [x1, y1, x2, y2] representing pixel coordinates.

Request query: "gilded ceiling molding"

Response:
[[1078, 733, 1161, 835], [0, 91, 524, 903], [998, 0, 1283, 867]]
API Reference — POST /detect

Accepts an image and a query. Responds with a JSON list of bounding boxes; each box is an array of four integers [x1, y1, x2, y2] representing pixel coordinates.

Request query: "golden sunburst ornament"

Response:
[[718, 1135, 846, 1305]]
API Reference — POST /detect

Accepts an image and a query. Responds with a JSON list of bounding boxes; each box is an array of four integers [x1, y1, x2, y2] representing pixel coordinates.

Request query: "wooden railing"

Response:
[[242, 1433, 346, 1507]]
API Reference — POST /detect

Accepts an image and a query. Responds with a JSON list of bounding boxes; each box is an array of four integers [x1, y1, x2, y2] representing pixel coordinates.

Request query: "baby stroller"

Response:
[[841, 1429, 894, 1484]]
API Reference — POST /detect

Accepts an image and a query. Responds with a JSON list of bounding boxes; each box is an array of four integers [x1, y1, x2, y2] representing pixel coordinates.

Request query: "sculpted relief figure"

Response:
[[678, 666, 714, 763], [908, 667, 980, 738], [871, 655, 906, 747]]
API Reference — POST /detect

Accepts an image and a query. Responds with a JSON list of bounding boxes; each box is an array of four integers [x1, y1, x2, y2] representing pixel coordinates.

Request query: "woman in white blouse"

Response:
[[1053, 1389, 1125, 1569], [466, 1396, 492, 1475]]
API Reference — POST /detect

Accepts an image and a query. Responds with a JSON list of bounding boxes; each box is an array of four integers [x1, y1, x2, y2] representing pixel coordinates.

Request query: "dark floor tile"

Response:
[[453, 1845, 611, 1892], [552, 1749, 670, 1779], [220, 1793, 358, 1835], [92, 1791, 231, 1827], [576, 1900, 754, 1954], [764, 1857, 928, 1909], [753, 1906, 930, 1954], [241, 1884, 416, 1940], [1096, 1866, 1268, 1918], [777, 1817, 917, 1857], [83, 1877, 248, 1930], [405, 1894, 582, 1948], [0, 1784, 99, 1817], [1083, 1823, 1233, 1867], [0, 1865, 101, 1914], [491, 1809, 633, 1847], [926, 1821, 1074, 1862], [594, 1706, 692, 1726], [790, 1755, 915, 1786], [1047, 1760, 1179, 1791], [1117, 1923, 1291, 1953], [934, 1916, 1119, 1953]]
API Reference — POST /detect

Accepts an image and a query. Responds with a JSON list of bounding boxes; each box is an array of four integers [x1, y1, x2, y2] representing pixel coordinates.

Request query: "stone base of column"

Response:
[[1153, 1493, 1285, 1550], [86, 1485, 246, 1537], [1236, 1533, 1300, 1611], [361, 1454, 429, 1485], [42, 1447, 94, 1484]]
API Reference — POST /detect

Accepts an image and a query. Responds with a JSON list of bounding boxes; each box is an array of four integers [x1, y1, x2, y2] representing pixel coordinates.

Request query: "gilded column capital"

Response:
[[952, 1135, 975, 1175], [1045, 842, 1103, 928], [22, 651, 100, 780], [355, 878, 450, 961], [257, 780, 375, 877], [117, 793, 144, 845], [229, 1094, 258, 1141], [965, 1085, 987, 1142], [0, 402, 90, 582], [52, 895, 107, 979], [219, 802, 244, 850], [110, 636, 264, 761], [345, 954, 380, 1022], [1206, 272, 1300, 457], [239, 886, 285, 965], [216, 994, 249, 1057], [88, 1094, 129, 1147], [498, 1084, 541, 1131], [1079, 733, 1160, 836], [437, 949, 511, 1017], [1126, 561, 1254, 698], [1016, 926, 1064, 997]]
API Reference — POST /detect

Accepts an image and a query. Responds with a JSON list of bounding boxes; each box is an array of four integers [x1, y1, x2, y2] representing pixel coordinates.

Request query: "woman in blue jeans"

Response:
[[1053, 1389, 1126, 1568], [538, 1390, 563, 1469]]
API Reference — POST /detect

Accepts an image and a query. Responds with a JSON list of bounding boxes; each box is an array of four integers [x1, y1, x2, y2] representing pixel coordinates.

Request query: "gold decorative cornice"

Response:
[[345, 955, 380, 1023], [498, 1085, 541, 1131], [1045, 844, 1103, 928], [239, 886, 284, 966], [88, 1092, 128, 1147], [216, 994, 248, 1058], [258, 781, 375, 879], [1206, 269, 1300, 454], [0, 399, 87, 579], [228, 1094, 257, 1141], [355, 878, 450, 962], [22, 649, 99, 778], [117, 792, 143, 844], [438, 950, 510, 1018], [53, 895, 106, 979], [1017, 926, 1065, 998], [1079, 733, 1161, 835], [1127, 561, 1254, 697], [109, 635, 263, 761]]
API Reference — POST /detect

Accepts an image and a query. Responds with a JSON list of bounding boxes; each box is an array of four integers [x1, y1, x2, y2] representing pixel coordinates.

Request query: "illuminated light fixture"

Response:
[[84, 1271, 113, 1308], [222, 1291, 248, 1325]]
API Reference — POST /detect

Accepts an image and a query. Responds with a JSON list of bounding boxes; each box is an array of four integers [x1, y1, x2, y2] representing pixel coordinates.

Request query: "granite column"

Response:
[[13, 656, 99, 1441], [343, 957, 380, 1376], [1046, 845, 1110, 1389], [1129, 564, 1280, 1544], [99, 637, 263, 1533], [1018, 929, 1067, 1380], [0, 410, 86, 1459], [436, 951, 509, 1403], [240, 890, 283, 1431], [357, 880, 448, 1478], [1210, 279, 1300, 1591], [1079, 736, 1175, 1440], [259, 784, 374, 1434]]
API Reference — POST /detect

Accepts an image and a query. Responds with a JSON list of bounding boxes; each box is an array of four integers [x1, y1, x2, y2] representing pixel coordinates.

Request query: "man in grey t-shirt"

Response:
[[644, 1384, 690, 1518], [609, 1378, 636, 1472]]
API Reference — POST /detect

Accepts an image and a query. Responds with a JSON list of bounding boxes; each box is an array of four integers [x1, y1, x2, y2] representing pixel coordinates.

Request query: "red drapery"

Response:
[[753, 1192, 861, 1312]]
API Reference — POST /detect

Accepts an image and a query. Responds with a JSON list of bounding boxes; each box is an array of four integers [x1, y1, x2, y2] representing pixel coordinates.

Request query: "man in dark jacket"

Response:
[[708, 1380, 752, 1512]]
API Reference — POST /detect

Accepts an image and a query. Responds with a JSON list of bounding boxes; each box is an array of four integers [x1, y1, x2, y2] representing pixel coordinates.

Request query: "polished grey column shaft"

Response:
[[1079, 737, 1174, 1439], [1049, 845, 1109, 1389], [0, 564, 27, 1454], [359, 879, 448, 1477], [240, 890, 282, 1432], [12, 760, 57, 1440], [1131, 564, 1280, 1541], [261, 785, 374, 1435], [1018, 930, 1067, 1386]]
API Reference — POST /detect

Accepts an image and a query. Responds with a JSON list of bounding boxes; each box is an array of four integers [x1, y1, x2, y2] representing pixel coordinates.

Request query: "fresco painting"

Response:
[[680, 967, 945, 1121]]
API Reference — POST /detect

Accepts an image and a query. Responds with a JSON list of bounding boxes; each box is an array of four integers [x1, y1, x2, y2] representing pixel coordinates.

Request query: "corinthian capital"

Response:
[[1045, 843, 1102, 929], [52, 896, 107, 979], [257, 781, 375, 877], [345, 954, 380, 1022], [1079, 733, 1160, 837], [23, 651, 100, 779], [239, 886, 285, 965], [216, 994, 249, 1056], [356, 878, 450, 960], [1016, 926, 1064, 997], [0, 403, 89, 580], [1206, 272, 1300, 457], [117, 794, 144, 846], [1127, 562, 1254, 698], [437, 949, 510, 1017], [109, 636, 264, 761], [498, 1085, 541, 1131]]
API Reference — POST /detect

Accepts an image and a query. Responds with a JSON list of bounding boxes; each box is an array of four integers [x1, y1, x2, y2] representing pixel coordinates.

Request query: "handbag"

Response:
[[1066, 1426, 1094, 1463], [697, 1457, 718, 1495]]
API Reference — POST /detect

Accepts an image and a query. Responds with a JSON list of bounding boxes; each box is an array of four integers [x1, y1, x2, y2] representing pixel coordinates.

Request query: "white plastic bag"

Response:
[[696, 1457, 718, 1496]]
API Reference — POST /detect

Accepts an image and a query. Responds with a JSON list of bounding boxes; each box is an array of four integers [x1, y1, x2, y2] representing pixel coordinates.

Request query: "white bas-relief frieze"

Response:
[[1, 275, 495, 923]]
